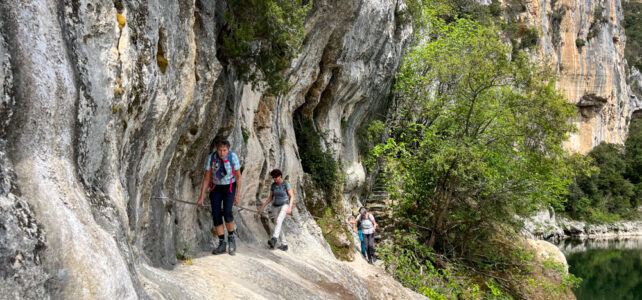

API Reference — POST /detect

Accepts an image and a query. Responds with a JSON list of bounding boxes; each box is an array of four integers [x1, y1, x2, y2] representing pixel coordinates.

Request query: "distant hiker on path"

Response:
[[350, 207, 378, 264], [197, 138, 242, 256], [258, 169, 294, 251]]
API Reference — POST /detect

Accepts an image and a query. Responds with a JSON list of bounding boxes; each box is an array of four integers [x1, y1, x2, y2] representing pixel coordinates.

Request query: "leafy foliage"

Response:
[[241, 126, 251, 143], [623, 2, 642, 71], [176, 243, 193, 265], [371, 13, 578, 297], [381, 231, 580, 299], [220, 0, 311, 95], [550, 3, 566, 47], [587, 6, 607, 41], [358, 120, 386, 172], [565, 119, 642, 221], [379, 232, 480, 299], [294, 118, 338, 196], [625, 118, 642, 186], [376, 16, 575, 256], [406, 0, 540, 58], [565, 143, 634, 221], [316, 203, 353, 261]]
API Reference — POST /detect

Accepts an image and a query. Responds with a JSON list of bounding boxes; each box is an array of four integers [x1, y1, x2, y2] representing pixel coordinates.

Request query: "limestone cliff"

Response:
[[513, 0, 642, 153], [0, 0, 414, 298]]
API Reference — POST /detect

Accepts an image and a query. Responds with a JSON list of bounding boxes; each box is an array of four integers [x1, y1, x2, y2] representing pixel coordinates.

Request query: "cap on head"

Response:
[[359, 207, 367, 214]]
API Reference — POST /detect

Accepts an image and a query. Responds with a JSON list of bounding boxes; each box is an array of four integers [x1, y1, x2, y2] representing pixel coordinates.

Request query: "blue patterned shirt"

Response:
[[204, 152, 241, 185]]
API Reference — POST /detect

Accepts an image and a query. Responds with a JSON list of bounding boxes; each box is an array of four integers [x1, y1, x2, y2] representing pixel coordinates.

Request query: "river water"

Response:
[[558, 238, 642, 300]]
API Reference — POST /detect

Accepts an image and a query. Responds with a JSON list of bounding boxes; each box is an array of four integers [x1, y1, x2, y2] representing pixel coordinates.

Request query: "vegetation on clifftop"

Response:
[[220, 0, 311, 95], [623, 1, 642, 71]]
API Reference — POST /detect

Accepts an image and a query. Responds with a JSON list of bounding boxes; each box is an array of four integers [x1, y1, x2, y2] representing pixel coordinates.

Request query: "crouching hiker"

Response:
[[258, 169, 294, 251], [197, 139, 242, 255], [351, 207, 377, 264]]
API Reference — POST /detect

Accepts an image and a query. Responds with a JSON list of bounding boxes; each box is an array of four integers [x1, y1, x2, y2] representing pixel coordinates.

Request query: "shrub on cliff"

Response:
[[220, 0, 311, 95], [293, 118, 338, 196], [623, 2, 642, 71]]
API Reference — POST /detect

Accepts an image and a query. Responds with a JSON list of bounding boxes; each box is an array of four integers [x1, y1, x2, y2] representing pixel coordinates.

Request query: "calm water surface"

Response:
[[559, 238, 642, 300]]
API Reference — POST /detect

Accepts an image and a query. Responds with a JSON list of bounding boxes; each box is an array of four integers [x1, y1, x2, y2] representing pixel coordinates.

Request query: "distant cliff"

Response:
[[523, 0, 641, 153]]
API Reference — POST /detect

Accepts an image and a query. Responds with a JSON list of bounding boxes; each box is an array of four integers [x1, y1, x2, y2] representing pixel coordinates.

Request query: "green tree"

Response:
[[374, 17, 576, 257], [625, 119, 642, 185], [624, 118, 642, 212], [565, 141, 638, 221], [220, 0, 311, 95]]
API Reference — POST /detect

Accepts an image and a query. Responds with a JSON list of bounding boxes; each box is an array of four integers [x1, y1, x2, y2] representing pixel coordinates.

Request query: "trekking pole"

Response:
[[152, 196, 211, 208]]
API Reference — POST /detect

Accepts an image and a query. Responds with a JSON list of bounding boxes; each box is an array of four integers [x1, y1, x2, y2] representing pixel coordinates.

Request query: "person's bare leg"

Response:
[[225, 221, 234, 232], [216, 224, 224, 235]]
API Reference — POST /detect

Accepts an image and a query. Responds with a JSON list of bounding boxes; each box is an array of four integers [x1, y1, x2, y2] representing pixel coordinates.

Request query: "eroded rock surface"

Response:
[[0, 0, 414, 298]]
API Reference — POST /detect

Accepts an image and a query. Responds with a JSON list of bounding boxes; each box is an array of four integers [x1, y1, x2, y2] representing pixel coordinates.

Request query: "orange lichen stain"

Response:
[[117, 13, 126, 30]]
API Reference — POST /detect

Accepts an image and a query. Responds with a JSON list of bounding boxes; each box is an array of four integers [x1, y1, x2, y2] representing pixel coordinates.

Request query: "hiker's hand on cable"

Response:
[[196, 198, 204, 209], [234, 195, 239, 206], [286, 207, 292, 215], [257, 208, 263, 215]]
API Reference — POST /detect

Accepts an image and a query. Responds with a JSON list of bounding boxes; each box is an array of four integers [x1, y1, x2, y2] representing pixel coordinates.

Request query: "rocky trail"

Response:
[[139, 241, 423, 300]]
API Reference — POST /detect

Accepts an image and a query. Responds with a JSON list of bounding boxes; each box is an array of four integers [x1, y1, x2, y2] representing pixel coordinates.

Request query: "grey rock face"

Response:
[[524, 209, 642, 242], [0, 0, 413, 298], [0, 142, 49, 300], [521, 208, 566, 242]]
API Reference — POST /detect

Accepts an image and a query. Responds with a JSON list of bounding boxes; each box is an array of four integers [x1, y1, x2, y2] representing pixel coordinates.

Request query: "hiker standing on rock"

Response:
[[197, 139, 242, 256], [351, 207, 378, 264], [258, 169, 294, 251]]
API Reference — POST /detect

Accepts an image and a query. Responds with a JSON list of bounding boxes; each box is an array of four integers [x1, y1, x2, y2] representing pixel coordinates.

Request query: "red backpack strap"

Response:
[[226, 151, 236, 193], [209, 154, 216, 191]]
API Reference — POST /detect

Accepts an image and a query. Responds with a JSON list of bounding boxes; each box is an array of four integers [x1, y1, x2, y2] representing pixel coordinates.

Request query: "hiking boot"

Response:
[[268, 237, 277, 249], [368, 257, 374, 264], [277, 244, 288, 251], [228, 236, 236, 256], [212, 240, 227, 255]]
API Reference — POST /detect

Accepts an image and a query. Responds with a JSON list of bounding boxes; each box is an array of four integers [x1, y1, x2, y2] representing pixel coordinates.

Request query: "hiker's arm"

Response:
[[258, 192, 273, 215], [233, 169, 241, 206], [371, 214, 378, 231], [197, 170, 212, 207], [286, 189, 294, 214]]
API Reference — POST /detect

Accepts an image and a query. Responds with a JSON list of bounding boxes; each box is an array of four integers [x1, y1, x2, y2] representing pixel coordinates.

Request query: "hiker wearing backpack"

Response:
[[346, 215, 367, 258], [257, 169, 294, 251], [197, 139, 242, 255], [351, 207, 378, 264]]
